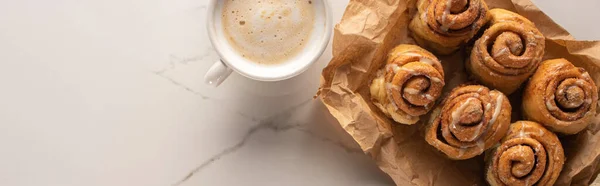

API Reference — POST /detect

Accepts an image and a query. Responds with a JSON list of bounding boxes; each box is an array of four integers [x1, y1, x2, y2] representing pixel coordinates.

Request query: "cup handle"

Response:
[[204, 59, 233, 87]]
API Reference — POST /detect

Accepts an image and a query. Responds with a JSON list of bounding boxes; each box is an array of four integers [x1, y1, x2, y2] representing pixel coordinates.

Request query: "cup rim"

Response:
[[206, 0, 332, 82]]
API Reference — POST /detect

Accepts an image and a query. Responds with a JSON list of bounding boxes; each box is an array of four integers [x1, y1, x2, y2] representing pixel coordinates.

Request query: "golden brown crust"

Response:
[[370, 44, 445, 125], [522, 58, 598, 134], [467, 9, 545, 95], [409, 0, 489, 55], [425, 84, 511, 160], [485, 121, 564, 186]]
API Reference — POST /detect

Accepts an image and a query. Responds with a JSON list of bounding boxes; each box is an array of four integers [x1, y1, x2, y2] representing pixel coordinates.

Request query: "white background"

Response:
[[0, 0, 598, 185]]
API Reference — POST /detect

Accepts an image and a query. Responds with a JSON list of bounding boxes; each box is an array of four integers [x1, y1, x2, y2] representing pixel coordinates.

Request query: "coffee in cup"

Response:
[[221, 0, 316, 65], [205, 0, 331, 86]]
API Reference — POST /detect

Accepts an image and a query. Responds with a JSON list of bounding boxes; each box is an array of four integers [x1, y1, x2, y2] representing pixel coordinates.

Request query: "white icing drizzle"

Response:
[[539, 128, 544, 136], [440, 0, 453, 32], [397, 52, 438, 66], [485, 103, 492, 112], [476, 48, 483, 56], [471, 20, 480, 32], [387, 88, 399, 111], [425, 94, 435, 101], [468, 124, 484, 142], [489, 95, 504, 125], [404, 88, 420, 94], [386, 64, 395, 71], [385, 83, 400, 111], [443, 16, 458, 32], [532, 32, 544, 39], [477, 87, 484, 93], [528, 42, 537, 47], [566, 101, 581, 108], [558, 88, 564, 95], [429, 108, 441, 124], [457, 147, 466, 158], [519, 122, 527, 137], [546, 94, 558, 111], [451, 98, 477, 131], [526, 34, 536, 43], [582, 72, 591, 80], [387, 64, 415, 73], [401, 52, 421, 57], [430, 77, 443, 83], [451, 121, 457, 130], [515, 169, 530, 178], [482, 36, 490, 42], [494, 48, 508, 58], [390, 64, 402, 73], [520, 56, 533, 61], [510, 44, 522, 54], [420, 57, 436, 65], [576, 79, 586, 86], [421, 0, 429, 22], [440, 26, 449, 32], [386, 83, 401, 90], [484, 56, 492, 61], [514, 147, 531, 177], [476, 140, 485, 153]]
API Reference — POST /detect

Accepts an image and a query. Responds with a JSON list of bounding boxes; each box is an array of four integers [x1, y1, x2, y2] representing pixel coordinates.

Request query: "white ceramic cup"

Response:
[[205, 0, 332, 86]]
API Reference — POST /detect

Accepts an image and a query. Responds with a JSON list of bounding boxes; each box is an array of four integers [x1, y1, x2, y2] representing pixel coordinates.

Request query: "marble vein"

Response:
[[154, 71, 209, 99], [171, 99, 361, 186], [234, 110, 260, 122], [171, 121, 271, 186], [170, 100, 309, 186], [153, 54, 213, 99]]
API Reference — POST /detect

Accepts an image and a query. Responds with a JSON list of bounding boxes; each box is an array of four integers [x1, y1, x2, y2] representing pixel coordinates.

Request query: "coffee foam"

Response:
[[222, 0, 315, 65]]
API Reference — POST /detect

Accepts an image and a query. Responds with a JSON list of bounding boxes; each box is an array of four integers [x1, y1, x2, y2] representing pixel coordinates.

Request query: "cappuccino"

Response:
[[222, 0, 316, 65]]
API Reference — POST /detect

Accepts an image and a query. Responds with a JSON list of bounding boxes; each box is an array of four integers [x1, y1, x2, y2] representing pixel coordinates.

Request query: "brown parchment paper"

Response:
[[317, 0, 600, 185]]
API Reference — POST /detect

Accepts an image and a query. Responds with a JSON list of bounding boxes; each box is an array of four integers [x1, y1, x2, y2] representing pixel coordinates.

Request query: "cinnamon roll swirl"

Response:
[[486, 121, 564, 186], [409, 0, 489, 55], [522, 58, 598, 134], [425, 85, 511, 160], [370, 45, 445, 125], [467, 9, 545, 95]]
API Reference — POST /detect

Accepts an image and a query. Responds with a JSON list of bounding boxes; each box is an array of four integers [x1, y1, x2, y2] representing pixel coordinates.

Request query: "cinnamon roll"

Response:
[[370, 45, 445, 125], [425, 85, 511, 160], [522, 58, 598, 134], [467, 9, 545, 95], [409, 0, 489, 55], [486, 121, 564, 186]]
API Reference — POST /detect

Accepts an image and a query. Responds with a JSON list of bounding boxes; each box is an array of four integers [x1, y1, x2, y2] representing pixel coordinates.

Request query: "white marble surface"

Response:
[[0, 0, 598, 186]]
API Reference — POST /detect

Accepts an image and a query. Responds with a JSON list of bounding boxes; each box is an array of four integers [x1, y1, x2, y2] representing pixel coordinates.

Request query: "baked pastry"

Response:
[[522, 58, 598, 134], [466, 9, 545, 95], [370, 44, 445, 125], [425, 84, 511, 160], [485, 121, 564, 186], [409, 0, 489, 55]]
